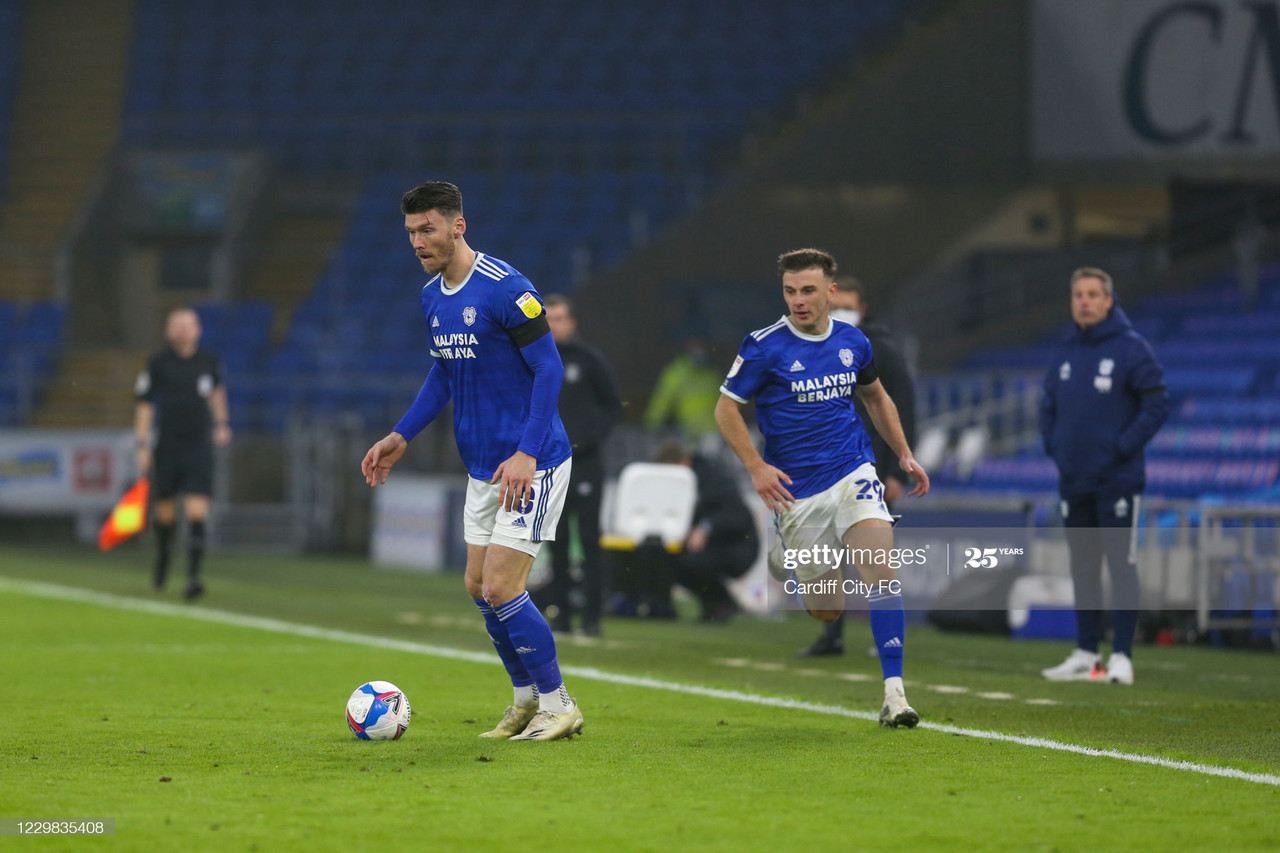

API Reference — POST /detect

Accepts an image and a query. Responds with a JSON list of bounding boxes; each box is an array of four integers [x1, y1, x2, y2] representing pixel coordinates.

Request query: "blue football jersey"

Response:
[[421, 253, 572, 479], [720, 315, 877, 499]]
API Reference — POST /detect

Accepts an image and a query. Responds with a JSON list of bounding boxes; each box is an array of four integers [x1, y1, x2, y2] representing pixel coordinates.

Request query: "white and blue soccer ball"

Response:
[[345, 681, 411, 740]]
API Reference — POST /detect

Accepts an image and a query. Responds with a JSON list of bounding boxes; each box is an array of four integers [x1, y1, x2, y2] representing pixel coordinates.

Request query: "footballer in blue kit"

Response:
[[361, 181, 582, 741], [716, 248, 930, 728]]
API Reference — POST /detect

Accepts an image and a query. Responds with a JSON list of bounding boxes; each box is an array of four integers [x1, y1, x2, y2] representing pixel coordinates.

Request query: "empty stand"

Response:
[[929, 264, 1280, 499]]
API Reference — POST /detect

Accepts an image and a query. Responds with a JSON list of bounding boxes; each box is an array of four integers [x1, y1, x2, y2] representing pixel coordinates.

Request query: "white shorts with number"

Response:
[[463, 457, 572, 557], [776, 462, 894, 581]]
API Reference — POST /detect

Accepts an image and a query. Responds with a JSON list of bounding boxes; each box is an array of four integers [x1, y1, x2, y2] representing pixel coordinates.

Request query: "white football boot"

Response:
[[878, 678, 919, 728], [478, 705, 538, 739], [509, 704, 585, 741]]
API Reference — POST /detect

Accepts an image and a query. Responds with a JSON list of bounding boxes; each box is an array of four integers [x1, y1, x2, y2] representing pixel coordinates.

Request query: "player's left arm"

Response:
[[493, 308, 563, 512], [856, 378, 929, 497]]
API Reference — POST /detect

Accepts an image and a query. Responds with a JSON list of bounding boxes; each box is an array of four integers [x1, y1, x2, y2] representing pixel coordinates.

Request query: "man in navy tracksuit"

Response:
[[1038, 267, 1170, 685]]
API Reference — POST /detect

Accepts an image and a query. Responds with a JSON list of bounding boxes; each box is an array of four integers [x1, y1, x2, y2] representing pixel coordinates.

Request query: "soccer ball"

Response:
[[345, 681, 411, 740]]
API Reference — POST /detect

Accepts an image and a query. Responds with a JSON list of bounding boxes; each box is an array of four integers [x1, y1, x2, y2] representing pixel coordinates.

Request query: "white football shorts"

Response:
[[463, 457, 572, 557], [775, 462, 895, 581]]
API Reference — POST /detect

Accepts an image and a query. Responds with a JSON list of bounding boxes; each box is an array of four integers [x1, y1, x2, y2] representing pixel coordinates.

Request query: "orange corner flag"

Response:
[[98, 477, 150, 551]]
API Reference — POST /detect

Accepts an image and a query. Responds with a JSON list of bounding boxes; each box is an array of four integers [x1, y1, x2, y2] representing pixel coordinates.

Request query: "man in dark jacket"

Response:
[[655, 441, 760, 622], [544, 295, 622, 635], [799, 277, 917, 656], [1039, 267, 1170, 685]]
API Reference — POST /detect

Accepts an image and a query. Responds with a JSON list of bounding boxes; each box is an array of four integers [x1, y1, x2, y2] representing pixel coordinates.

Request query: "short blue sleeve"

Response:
[[492, 275, 546, 330], [720, 335, 768, 403]]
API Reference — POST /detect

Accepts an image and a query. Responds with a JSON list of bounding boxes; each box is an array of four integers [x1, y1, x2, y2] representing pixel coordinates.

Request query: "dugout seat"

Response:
[[600, 462, 697, 553]]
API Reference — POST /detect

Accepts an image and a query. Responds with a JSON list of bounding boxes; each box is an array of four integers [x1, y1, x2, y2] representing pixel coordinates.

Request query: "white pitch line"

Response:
[[3, 576, 1278, 788]]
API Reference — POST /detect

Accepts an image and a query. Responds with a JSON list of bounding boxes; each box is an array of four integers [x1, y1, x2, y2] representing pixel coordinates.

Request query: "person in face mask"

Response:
[[643, 336, 725, 441]]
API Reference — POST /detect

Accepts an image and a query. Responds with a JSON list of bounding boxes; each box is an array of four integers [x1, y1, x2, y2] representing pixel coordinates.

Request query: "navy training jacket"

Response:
[[1038, 304, 1171, 500]]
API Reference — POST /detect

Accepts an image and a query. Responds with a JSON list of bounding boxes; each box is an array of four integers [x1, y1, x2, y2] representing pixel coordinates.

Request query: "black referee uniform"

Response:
[[546, 334, 622, 635], [137, 347, 222, 499], [135, 346, 223, 594]]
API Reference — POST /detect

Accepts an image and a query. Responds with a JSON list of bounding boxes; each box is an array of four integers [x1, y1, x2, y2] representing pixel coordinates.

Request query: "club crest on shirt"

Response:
[[1099, 358, 1114, 376], [839, 348, 853, 368], [462, 306, 477, 326], [565, 363, 582, 383], [197, 374, 214, 398], [1059, 361, 1071, 381], [515, 292, 541, 319]]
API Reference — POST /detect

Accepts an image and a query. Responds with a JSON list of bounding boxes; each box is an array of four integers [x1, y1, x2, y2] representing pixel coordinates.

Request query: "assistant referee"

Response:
[[134, 307, 231, 600]]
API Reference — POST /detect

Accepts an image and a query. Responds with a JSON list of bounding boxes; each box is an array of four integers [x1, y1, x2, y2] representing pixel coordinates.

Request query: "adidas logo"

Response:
[[511, 517, 527, 529], [431, 316, 440, 328], [789, 360, 805, 372], [882, 637, 902, 649], [515, 646, 534, 654]]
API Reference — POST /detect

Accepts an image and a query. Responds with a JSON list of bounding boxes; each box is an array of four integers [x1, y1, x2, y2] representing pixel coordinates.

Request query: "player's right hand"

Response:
[[749, 461, 794, 513], [362, 432, 408, 487]]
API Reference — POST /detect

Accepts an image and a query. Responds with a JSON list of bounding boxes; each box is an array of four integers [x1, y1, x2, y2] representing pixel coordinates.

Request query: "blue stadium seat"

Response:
[[1178, 397, 1280, 426], [1163, 367, 1257, 397]]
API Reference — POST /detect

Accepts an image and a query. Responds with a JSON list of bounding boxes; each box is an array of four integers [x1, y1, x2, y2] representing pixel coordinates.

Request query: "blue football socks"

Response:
[[868, 591, 905, 680], [496, 591, 573, 712], [475, 598, 534, 690]]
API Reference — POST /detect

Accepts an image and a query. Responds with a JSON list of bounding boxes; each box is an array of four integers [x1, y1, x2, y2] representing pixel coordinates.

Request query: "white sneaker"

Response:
[[1041, 648, 1104, 682], [1106, 652, 1134, 685]]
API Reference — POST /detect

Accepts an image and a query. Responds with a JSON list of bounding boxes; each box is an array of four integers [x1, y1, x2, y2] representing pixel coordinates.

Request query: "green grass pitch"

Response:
[[0, 544, 1276, 851]]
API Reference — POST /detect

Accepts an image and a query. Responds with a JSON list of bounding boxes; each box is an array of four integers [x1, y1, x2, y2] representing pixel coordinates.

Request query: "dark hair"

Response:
[[834, 276, 863, 296], [401, 181, 463, 218], [654, 439, 690, 465], [777, 248, 837, 279], [544, 294, 574, 316]]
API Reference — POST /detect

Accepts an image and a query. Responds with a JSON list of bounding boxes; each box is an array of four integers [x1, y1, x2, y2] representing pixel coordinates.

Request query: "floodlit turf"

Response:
[[1, 545, 1277, 851]]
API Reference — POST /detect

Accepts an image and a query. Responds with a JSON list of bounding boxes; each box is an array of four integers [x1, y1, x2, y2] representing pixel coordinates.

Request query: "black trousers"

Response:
[[673, 536, 757, 612], [546, 451, 605, 627], [1063, 491, 1141, 656]]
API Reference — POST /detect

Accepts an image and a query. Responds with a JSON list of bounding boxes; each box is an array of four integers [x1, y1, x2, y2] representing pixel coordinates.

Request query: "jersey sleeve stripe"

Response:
[[720, 386, 749, 404], [475, 258, 508, 280], [751, 319, 787, 341]]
